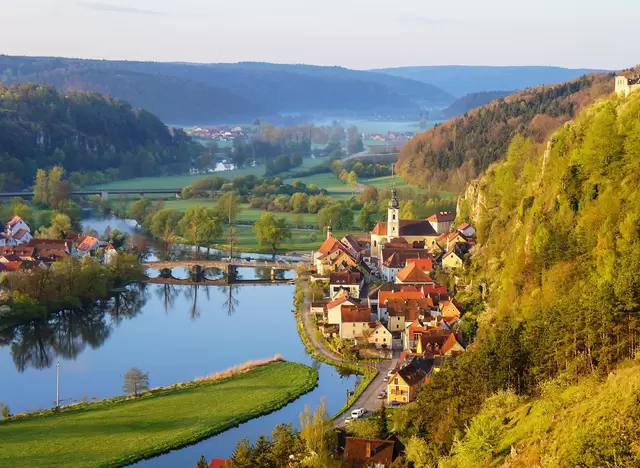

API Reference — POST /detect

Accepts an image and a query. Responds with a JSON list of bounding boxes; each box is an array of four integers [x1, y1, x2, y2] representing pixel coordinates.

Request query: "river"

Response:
[[0, 216, 357, 466]]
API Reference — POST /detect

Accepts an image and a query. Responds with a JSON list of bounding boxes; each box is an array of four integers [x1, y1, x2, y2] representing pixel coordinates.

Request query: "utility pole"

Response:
[[56, 361, 60, 409]]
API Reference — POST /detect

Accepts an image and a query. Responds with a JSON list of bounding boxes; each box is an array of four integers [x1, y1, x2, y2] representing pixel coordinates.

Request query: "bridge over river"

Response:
[[142, 258, 302, 284]]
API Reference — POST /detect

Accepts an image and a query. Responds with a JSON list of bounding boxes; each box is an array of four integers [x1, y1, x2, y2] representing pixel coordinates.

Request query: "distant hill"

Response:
[[0, 56, 455, 124], [0, 83, 199, 190], [372, 65, 605, 97], [436, 90, 511, 120], [0, 56, 263, 125], [396, 71, 615, 191]]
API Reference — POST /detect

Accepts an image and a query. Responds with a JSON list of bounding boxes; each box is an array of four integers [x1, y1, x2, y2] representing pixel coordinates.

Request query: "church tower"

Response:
[[387, 189, 400, 239], [326, 220, 333, 240]]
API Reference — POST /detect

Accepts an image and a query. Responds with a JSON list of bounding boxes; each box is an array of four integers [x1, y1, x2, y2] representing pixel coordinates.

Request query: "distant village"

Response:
[[310, 189, 474, 408], [0, 216, 117, 273]]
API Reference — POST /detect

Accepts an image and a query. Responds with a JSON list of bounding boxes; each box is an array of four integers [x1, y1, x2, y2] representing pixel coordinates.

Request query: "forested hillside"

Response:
[[400, 89, 640, 466], [0, 56, 454, 122], [374, 65, 603, 96], [396, 72, 614, 191], [0, 83, 199, 190], [437, 90, 511, 120]]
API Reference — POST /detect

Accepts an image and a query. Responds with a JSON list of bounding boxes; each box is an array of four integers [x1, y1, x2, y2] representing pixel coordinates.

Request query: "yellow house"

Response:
[[367, 322, 392, 349], [440, 300, 462, 320], [442, 249, 463, 270], [387, 357, 433, 404]]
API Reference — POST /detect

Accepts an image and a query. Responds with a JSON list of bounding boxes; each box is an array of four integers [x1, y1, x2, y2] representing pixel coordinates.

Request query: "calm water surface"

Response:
[[0, 216, 357, 465]]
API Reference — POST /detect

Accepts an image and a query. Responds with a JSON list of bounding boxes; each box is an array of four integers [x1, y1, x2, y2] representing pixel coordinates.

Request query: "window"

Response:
[[394, 379, 399, 385], [393, 214, 396, 220], [375, 338, 378, 342], [383, 338, 386, 342]]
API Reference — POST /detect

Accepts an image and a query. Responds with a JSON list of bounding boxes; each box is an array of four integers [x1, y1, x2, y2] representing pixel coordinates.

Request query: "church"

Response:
[[369, 189, 443, 260]]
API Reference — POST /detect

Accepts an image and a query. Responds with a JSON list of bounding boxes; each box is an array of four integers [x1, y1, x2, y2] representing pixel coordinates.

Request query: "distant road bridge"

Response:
[[0, 188, 182, 200], [145, 277, 295, 286]]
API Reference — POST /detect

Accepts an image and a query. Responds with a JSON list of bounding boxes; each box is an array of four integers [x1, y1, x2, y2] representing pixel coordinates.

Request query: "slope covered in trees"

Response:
[[373, 65, 604, 96], [401, 89, 640, 466], [0, 83, 200, 190], [0, 56, 454, 122], [436, 90, 511, 120], [396, 72, 615, 191]]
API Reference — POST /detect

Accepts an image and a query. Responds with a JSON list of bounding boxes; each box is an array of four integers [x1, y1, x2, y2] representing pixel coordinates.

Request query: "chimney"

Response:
[[365, 441, 371, 458]]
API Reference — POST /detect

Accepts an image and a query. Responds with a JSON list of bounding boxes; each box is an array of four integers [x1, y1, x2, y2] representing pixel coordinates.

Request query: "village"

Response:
[[308, 188, 474, 410], [0, 215, 118, 272]]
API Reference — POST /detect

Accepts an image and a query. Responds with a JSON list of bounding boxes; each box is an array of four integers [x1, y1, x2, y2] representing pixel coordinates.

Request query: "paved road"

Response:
[[334, 353, 399, 426]]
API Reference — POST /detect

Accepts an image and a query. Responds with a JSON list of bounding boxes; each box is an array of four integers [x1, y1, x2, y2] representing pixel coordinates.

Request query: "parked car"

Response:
[[344, 416, 354, 424], [391, 400, 401, 407], [377, 390, 386, 399], [383, 376, 390, 383], [351, 408, 366, 419]]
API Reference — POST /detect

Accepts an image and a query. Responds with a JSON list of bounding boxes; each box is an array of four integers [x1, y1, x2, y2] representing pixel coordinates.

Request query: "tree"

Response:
[[318, 202, 353, 231], [253, 212, 292, 254], [376, 400, 388, 439], [348, 171, 359, 188], [196, 455, 208, 468], [359, 202, 379, 231], [129, 198, 152, 227], [360, 185, 379, 204], [400, 200, 418, 220], [310, 281, 326, 301], [179, 207, 220, 259], [291, 153, 303, 167], [47, 166, 68, 209], [346, 126, 364, 155], [291, 192, 309, 213], [11, 202, 34, 226], [33, 169, 48, 206], [348, 419, 380, 439], [122, 367, 149, 397], [0, 402, 10, 419], [300, 398, 335, 465], [230, 439, 253, 468], [405, 436, 437, 468], [216, 191, 243, 224], [37, 213, 72, 239], [151, 209, 184, 258]]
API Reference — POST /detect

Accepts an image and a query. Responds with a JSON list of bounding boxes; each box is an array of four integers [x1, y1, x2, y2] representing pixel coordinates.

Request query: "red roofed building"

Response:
[[395, 262, 435, 285], [427, 212, 456, 235], [209, 459, 230, 468], [330, 270, 363, 298], [343, 437, 396, 467], [457, 222, 476, 238], [339, 304, 372, 339]]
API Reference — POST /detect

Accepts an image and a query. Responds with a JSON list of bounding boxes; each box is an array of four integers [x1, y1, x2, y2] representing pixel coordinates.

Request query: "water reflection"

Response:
[[1, 285, 148, 372]]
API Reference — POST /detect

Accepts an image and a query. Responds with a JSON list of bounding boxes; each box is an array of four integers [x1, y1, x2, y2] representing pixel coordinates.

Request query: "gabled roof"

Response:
[[13, 229, 30, 240], [341, 305, 371, 323], [382, 249, 432, 269], [441, 333, 465, 356], [386, 298, 434, 320], [7, 216, 23, 227], [395, 263, 434, 284], [317, 237, 350, 257], [372, 220, 437, 237], [209, 459, 230, 468], [343, 437, 395, 466], [341, 235, 364, 252], [77, 235, 99, 251], [327, 294, 359, 310], [427, 212, 456, 223], [397, 357, 433, 386], [458, 223, 471, 230], [330, 271, 362, 285]]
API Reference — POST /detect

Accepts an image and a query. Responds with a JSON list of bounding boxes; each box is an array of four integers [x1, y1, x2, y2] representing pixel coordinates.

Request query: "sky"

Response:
[[1, 0, 637, 70]]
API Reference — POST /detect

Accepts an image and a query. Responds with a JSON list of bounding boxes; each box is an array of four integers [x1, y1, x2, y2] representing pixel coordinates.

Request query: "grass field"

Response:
[[284, 172, 355, 199], [88, 156, 334, 190], [0, 361, 317, 468], [213, 225, 355, 253]]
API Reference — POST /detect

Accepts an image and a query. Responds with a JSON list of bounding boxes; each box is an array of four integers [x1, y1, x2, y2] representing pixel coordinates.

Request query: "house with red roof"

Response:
[[427, 212, 456, 235], [327, 294, 360, 325], [209, 459, 230, 468], [394, 262, 435, 285], [330, 270, 363, 299], [339, 304, 372, 339], [343, 437, 396, 467]]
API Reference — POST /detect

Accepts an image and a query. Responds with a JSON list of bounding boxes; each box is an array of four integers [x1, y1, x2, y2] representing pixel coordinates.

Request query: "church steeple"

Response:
[[326, 220, 333, 240], [387, 189, 400, 239]]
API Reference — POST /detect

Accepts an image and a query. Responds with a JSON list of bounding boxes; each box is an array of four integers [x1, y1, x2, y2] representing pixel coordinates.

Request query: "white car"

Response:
[[344, 416, 354, 424], [351, 408, 366, 419]]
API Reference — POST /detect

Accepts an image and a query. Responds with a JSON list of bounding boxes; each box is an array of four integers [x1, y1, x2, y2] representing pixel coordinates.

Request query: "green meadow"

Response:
[[0, 361, 316, 468]]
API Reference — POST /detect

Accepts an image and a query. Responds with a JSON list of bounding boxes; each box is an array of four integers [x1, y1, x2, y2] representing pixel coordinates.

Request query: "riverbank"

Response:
[[0, 360, 318, 468], [293, 278, 379, 420]]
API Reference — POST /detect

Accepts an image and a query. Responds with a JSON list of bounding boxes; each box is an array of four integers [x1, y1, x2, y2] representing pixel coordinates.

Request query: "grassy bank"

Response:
[[0, 360, 318, 468]]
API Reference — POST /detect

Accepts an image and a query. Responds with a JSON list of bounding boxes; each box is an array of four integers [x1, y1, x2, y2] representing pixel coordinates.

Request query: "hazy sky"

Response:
[[1, 0, 636, 69]]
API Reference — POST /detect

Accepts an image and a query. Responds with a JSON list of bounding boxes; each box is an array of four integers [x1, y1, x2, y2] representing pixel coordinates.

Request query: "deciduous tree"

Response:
[[122, 367, 149, 397]]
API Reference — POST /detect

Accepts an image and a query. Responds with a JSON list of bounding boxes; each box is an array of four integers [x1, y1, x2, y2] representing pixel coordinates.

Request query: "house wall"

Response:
[[368, 327, 392, 348], [330, 284, 359, 298], [340, 321, 368, 340], [327, 305, 343, 325], [388, 316, 405, 333], [10, 220, 30, 236], [443, 254, 463, 270]]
